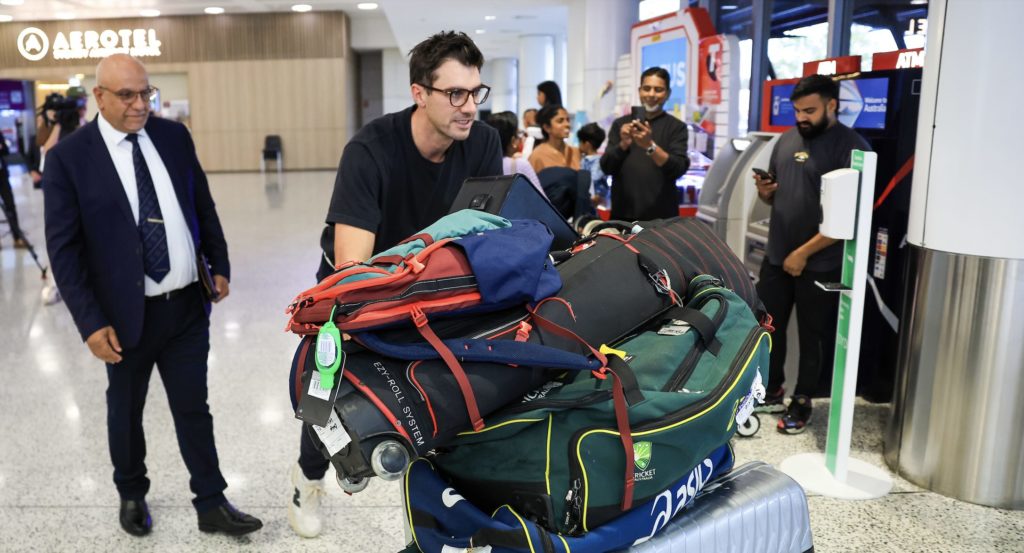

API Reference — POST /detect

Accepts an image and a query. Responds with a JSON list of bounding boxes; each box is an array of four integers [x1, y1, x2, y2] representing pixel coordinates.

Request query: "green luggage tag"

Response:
[[315, 306, 344, 390]]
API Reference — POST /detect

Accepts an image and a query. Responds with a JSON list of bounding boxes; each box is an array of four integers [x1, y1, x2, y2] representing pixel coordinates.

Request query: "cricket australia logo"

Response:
[[633, 441, 656, 481]]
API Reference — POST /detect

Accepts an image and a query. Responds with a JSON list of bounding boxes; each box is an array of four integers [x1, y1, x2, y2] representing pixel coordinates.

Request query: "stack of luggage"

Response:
[[285, 176, 812, 552]]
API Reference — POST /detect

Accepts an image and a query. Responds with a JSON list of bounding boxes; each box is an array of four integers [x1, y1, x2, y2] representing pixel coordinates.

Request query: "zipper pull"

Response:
[[514, 321, 533, 342], [563, 478, 583, 533]]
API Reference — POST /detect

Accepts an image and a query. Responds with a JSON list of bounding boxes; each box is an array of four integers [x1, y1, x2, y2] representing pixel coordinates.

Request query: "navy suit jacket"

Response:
[[43, 116, 229, 349]]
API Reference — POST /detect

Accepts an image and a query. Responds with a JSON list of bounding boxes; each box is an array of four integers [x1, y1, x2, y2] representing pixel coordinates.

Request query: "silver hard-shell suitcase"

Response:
[[622, 462, 814, 553]]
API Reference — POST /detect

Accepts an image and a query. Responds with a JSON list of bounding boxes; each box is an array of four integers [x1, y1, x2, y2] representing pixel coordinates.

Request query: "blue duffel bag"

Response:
[[402, 443, 735, 553]]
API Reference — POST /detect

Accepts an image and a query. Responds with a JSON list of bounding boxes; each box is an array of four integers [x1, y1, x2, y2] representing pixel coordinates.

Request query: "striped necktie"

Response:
[[126, 133, 170, 283]]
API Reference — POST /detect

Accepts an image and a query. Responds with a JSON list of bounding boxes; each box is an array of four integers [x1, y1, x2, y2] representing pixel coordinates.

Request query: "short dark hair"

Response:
[[537, 81, 562, 106], [535, 104, 566, 141], [408, 31, 484, 86], [523, 108, 537, 116], [576, 122, 606, 151], [791, 74, 840, 103], [486, 111, 519, 156], [640, 66, 671, 90]]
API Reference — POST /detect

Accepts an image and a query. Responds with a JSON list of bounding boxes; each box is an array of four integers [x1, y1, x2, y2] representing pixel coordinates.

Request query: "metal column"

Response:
[[827, 0, 853, 57], [747, 0, 773, 132]]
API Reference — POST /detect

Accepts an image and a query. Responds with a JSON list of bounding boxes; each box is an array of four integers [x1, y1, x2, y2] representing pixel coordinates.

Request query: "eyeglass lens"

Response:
[[447, 86, 490, 107], [116, 88, 157, 103]]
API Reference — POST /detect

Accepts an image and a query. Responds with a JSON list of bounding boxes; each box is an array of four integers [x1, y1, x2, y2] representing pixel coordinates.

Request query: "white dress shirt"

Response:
[[97, 113, 197, 296]]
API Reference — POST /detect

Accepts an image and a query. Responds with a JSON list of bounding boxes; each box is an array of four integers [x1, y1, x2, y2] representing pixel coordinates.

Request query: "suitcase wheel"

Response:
[[736, 414, 760, 437], [337, 473, 370, 494]]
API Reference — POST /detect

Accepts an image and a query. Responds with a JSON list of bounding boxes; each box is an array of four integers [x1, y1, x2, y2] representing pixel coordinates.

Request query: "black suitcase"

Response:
[[449, 174, 579, 250]]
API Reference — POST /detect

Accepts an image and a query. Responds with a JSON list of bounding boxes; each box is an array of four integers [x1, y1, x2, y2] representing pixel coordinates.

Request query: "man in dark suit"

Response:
[[43, 54, 262, 537]]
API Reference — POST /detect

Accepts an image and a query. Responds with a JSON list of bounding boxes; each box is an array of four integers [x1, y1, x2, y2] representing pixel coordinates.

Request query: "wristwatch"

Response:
[[645, 142, 657, 156]]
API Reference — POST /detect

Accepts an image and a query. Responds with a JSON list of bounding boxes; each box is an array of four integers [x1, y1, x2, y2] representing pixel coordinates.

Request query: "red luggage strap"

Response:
[[343, 370, 413, 443], [526, 298, 644, 511], [407, 361, 441, 439], [608, 355, 637, 511], [410, 305, 485, 431], [294, 338, 312, 403]]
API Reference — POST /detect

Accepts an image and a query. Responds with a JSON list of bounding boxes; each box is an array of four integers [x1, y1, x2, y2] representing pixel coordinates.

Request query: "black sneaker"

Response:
[[777, 395, 812, 434], [755, 385, 786, 414]]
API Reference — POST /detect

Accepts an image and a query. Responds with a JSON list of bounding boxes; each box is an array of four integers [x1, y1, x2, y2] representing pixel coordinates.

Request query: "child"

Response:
[[577, 122, 608, 208]]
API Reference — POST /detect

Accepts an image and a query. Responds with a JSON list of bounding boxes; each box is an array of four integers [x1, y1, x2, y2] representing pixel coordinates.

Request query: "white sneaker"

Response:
[[288, 463, 325, 538]]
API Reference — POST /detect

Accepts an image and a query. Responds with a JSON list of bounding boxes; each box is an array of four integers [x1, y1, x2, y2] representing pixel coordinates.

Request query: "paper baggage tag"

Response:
[[313, 409, 352, 456], [307, 371, 332, 401], [296, 362, 342, 427], [658, 319, 691, 336]]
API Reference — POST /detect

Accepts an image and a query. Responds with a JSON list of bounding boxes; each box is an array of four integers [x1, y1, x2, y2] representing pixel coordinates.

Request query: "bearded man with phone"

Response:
[[753, 74, 871, 434]]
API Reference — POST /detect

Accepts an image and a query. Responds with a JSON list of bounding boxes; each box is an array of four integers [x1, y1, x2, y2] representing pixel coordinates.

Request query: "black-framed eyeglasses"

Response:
[[418, 84, 491, 107], [99, 86, 159, 105]]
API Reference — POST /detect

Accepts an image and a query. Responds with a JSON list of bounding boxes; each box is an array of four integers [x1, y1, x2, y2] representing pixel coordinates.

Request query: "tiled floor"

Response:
[[1, 170, 1021, 552]]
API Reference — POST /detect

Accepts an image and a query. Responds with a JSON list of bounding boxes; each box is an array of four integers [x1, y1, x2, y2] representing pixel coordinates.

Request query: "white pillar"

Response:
[[567, 0, 587, 114], [907, 0, 1024, 259], [381, 47, 410, 115], [567, 0, 636, 122], [554, 33, 568, 106], [886, 0, 1024, 510], [518, 34, 555, 115], [487, 57, 518, 115]]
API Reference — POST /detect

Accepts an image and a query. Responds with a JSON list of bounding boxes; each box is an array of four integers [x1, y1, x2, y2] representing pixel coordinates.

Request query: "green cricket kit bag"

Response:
[[431, 275, 771, 536]]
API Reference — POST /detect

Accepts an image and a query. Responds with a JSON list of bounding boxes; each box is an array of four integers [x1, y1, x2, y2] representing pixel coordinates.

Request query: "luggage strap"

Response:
[[527, 298, 642, 511], [410, 306, 485, 432], [673, 306, 723, 356], [293, 338, 312, 404], [596, 233, 685, 307], [608, 354, 638, 511]]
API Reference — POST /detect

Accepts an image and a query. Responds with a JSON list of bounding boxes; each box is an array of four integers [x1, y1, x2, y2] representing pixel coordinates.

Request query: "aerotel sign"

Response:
[[17, 27, 162, 62]]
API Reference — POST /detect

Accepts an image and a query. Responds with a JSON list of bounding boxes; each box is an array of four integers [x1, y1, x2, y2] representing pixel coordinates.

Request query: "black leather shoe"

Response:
[[119, 499, 152, 536], [197, 502, 263, 536]]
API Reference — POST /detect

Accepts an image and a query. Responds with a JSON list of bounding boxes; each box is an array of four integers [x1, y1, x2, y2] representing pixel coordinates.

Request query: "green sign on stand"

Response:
[[825, 150, 865, 475]]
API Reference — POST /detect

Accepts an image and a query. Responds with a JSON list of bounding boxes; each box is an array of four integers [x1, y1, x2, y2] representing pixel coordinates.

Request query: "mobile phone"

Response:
[[752, 167, 775, 181], [815, 281, 852, 292], [630, 105, 647, 122]]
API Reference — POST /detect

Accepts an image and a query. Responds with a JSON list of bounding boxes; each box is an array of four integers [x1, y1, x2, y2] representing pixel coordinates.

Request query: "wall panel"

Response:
[[0, 12, 353, 171], [0, 13, 348, 68]]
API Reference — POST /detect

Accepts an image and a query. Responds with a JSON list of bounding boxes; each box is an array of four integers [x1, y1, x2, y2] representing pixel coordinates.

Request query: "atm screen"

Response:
[[839, 77, 889, 129], [768, 83, 796, 127]]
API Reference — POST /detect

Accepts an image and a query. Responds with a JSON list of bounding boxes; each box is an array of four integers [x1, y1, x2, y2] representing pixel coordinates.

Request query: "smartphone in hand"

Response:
[[630, 105, 647, 122], [752, 167, 775, 182]]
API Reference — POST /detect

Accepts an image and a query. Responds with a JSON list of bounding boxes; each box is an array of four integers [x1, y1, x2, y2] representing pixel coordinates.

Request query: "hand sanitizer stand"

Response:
[[779, 150, 893, 499]]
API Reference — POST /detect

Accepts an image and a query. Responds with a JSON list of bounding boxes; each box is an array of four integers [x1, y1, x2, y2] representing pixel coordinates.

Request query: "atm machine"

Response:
[[844, 67, 923, 402], [744, 192, 772, 279], [696, 132, 780, 258]]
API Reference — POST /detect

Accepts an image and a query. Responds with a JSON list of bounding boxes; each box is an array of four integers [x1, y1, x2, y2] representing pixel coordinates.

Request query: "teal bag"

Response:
[[432, 275, 770, 535]]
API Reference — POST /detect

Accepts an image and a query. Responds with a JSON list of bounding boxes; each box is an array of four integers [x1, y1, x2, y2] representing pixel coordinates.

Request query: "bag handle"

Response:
[[672, 306, 723, 356]]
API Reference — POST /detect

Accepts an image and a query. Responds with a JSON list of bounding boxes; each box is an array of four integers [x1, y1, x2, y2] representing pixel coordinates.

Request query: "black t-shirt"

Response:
[[767, 123, 871, 272], [319, 105, 502, 271], [600, 111, 690, 220]]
